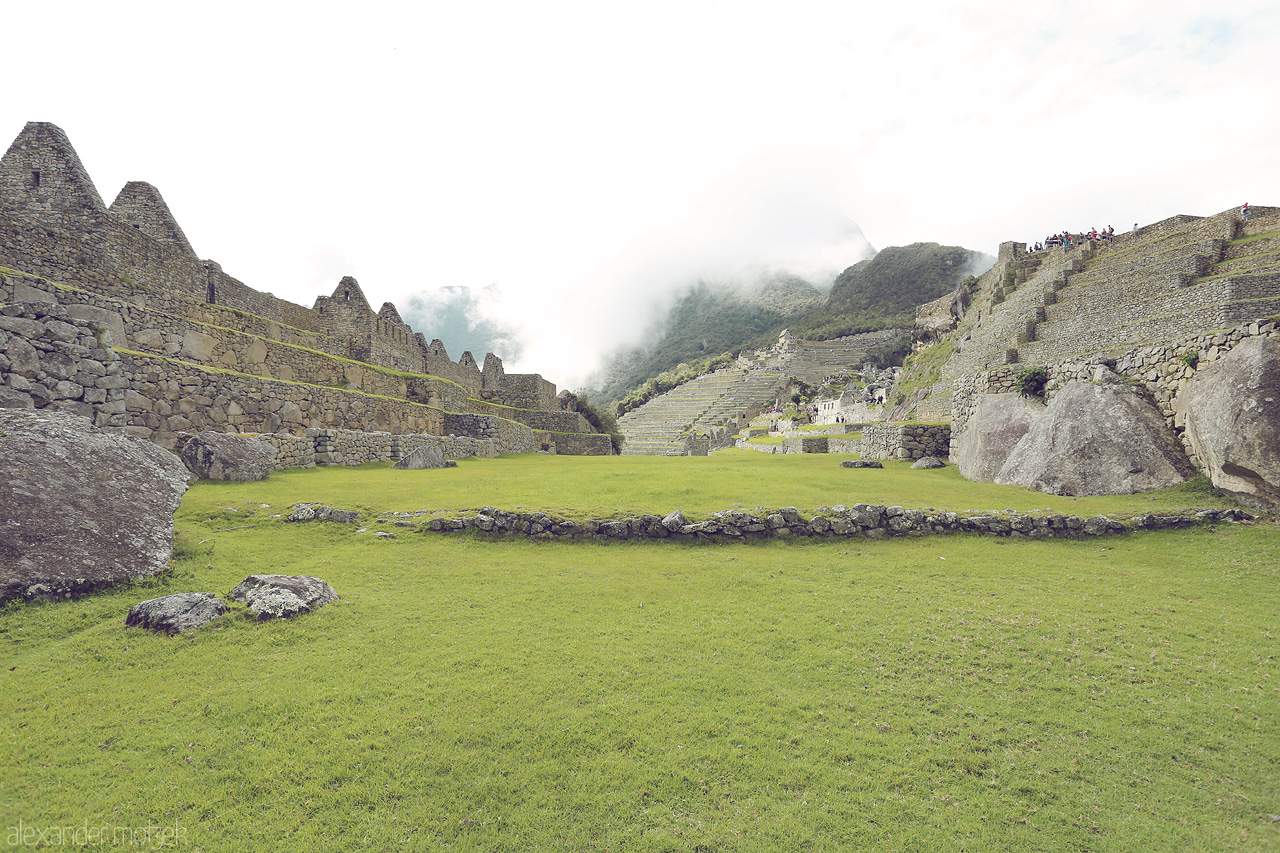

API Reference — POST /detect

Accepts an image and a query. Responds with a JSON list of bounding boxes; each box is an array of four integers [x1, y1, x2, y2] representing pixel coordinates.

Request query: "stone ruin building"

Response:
[[0, 121, 612, 462]]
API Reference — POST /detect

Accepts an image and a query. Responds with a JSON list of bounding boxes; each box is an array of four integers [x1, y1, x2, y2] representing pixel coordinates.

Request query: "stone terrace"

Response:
[[0, 122, 612, 457], [777, 332, 904, 384], [943, 208, 1280, 377], [618, 367, 786, 455]]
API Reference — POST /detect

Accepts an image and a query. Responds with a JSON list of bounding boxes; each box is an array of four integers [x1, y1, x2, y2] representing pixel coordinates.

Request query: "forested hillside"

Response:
[[588, 274, 824, 405], [586, 242, 993, 407], [789, 243, 993, 340]]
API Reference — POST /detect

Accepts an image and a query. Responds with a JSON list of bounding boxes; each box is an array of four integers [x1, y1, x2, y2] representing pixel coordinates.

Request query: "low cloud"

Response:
[[399, 284, 524, 364]]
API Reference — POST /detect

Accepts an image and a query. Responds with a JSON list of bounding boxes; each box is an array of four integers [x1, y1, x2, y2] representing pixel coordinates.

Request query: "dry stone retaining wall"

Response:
[[1, 123, 608, 456], [535, 431, 614, 455], [860, 423, 951, 460]]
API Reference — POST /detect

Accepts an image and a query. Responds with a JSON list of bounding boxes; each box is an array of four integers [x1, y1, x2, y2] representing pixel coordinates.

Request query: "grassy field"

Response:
[[2, 455, 1278, 851], [167, 449, 1244, 523]]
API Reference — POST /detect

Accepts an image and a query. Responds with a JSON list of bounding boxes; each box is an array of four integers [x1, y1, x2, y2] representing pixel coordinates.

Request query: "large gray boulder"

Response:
[[1177, 336, 1280, 510], [954, 393, 1043, 481], [126, 592, 229, 634], [0, 409, 193, 600], [180, 431, 276, 481], [996, 381, 1194, 496], [230, 574, 338, 620], [392, 444, 446, 470]]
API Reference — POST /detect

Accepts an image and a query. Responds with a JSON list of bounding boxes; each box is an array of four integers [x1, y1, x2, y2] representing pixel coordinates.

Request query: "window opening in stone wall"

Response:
[[31, 171, 40, 188]]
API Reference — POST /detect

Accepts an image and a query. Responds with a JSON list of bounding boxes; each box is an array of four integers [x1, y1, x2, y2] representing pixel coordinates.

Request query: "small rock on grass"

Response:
[[126, 592, 229, 634], [230, 575, 338, 620]]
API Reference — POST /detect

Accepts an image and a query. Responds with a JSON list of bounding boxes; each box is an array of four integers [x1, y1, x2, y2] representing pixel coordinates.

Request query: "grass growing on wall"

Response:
[[1, 465, 1276, 851]]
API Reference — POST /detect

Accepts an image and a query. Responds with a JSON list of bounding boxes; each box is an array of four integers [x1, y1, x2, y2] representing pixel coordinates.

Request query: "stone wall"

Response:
[[0, 122, 557, 399], [0, 271, 473, 410], [466, 397, 590, 433], [0, 122, 609, 457], [860, 423, 951, 460], [0, 302, 127, 424], [827, 437, 862, 454], [484, 373, 558, 411], [251, 428, 497, 469], [407, 504, 1250, 541], [534, 430, 615, 455], [442, 413, 537, 454]]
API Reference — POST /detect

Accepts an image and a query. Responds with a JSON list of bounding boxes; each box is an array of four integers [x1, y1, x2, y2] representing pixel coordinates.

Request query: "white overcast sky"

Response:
[[5, 1, 1278, 388]]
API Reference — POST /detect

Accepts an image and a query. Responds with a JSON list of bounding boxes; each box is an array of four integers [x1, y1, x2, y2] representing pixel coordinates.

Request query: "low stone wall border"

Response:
[[345, 505, 1254, 541]]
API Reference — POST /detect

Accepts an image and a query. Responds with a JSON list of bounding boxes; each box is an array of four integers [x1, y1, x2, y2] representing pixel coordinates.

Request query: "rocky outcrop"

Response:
[[910, 456, 947, 469], [392, 444, 447, 469], [126, 592, 229, 634], [996, 380, 1194, 496], [180, 431, 276, 481], [1177, 336, 1280, 510], [230, 574, 338, 619], [953, 393, 1043, 481], [0, 409, 193, 601]]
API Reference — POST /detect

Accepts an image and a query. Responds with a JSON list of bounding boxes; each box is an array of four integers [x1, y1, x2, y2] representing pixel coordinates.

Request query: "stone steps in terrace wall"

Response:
[[944, 208, 1280, 376], [619, 367, 786, 455], [943, 251, 1078, 377]]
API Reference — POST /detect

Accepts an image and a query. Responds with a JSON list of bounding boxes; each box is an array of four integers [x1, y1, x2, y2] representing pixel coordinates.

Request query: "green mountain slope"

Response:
[[587, 243, 993, 408], [588, 273, 824, 405], [790, 243, 993, 340]]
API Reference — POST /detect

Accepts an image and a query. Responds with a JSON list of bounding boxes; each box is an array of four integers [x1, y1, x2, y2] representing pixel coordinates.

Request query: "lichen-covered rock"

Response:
[[285, 503, 360, 523], [996, 381, 1194, 496], [180, 431, 276, 481], [954, 392, 1043, 482], [0, 409, 193, 601], [392, 444, 447, 469], [661, 509, 687, 531], [841, 459, 883, 469], [1177, 336, 1280, 511], [229, 574, 338, 619], [910, 456, 947, 469], [126, 592, 229, 634]]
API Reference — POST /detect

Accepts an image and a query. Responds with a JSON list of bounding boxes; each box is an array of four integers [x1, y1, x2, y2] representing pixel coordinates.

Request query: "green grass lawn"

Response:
[[172, 450, 1242, 523], [2, 457, 1277, 851]]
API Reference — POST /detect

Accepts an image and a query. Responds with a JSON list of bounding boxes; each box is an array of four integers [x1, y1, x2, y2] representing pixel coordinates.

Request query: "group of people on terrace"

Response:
[[1027, 225, 1118, 253]]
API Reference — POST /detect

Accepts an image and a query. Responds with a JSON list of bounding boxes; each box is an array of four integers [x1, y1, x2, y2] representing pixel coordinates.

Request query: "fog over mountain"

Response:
[[398, 156, 878, 389], [399, 285, 524, 365]]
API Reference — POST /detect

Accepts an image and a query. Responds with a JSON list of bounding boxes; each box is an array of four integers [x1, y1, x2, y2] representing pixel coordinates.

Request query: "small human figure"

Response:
[[1242, 202, 1251, 220], [1132, 222, 1139, 237]]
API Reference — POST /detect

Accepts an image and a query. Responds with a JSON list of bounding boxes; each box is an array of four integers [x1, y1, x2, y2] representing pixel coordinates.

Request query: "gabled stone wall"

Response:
[[0, 121, 609, 454]]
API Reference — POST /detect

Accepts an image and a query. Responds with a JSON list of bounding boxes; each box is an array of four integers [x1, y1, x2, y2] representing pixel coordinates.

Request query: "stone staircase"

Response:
[[944, 208, 1280, 378], [618, 367, 786, 455]]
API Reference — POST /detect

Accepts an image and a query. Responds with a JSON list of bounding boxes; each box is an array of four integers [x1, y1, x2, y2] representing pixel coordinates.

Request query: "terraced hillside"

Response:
[[777, 331, 906, 383], [944, 207, 1280, 379], [618, 367, 786, 455]]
